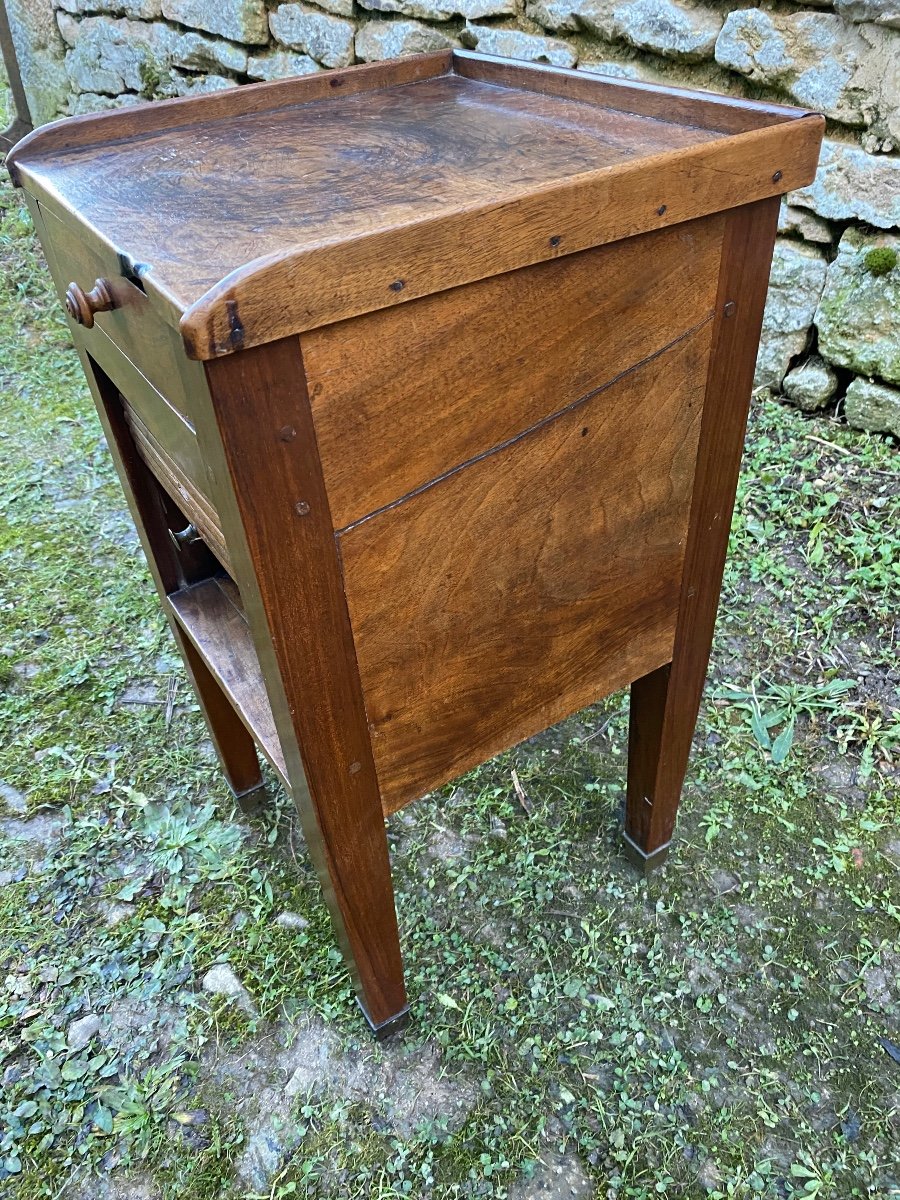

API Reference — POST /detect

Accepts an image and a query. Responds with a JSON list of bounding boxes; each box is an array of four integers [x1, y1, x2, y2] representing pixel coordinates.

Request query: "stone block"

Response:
[[65, 48, 122, 95], [59, 15, 247, 96], [526, 0, 608, 35], [56, 0, 162, 19], [172, 31, 248, 73], [68, 88, 145, 112], [578, 52, 728, 93], [528, 0, 720, 59], [816, 229, 900, 386], [460, 23, 577, 67], [68, 91, 108, 113], [610, 0, 721, 62], [62, 16, 179, 94], [170, 69, 238, 93], [715, 10, 899, 137], [790, 141, 900, 230], [755, 240, 827, 389], [777, 200, 834, 246], [161, 0, 268, 45], [451, 0, 515, 12], [360, 0, 513, 18], [844, 377, 900, 437], [55, 11, 77, 44], [269, 4, 355, 67], [835, 0, 900, 28], [782, 355, 839, 410], [246, 50, 321, 79], [578, 58, 642, 78], [305, 0, 353, 15], [6, 0, 69, 122], [356, 19, 452, 61]]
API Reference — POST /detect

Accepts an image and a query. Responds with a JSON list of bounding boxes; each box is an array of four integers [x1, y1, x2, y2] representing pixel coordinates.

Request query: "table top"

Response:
[[10, 51, 824, 358], [15, 75, 721, 308]]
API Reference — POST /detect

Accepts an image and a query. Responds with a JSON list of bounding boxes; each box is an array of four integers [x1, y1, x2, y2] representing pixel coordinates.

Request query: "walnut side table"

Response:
[[9, 52, 823, 1035]]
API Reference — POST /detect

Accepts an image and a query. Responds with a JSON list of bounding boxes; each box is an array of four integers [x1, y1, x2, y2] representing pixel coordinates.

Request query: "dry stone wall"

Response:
[[6, 0, 900, 436]]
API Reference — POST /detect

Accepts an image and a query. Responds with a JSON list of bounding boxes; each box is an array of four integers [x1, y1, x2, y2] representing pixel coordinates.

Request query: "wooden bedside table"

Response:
[[8, 51, 823, 1036]]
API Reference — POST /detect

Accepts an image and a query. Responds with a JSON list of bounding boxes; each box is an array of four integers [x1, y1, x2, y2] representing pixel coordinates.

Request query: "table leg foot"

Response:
[[357, 997, 411, 1041], [231, 780, 269, 817], [621, 831, 670, 875]]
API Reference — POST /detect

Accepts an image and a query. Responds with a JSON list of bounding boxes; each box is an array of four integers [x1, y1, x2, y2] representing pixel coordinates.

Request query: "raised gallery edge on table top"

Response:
[[8, 50, 824, 358]]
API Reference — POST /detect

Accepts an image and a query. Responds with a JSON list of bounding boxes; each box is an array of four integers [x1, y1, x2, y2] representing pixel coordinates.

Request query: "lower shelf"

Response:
[[168, 576, 289, 789]]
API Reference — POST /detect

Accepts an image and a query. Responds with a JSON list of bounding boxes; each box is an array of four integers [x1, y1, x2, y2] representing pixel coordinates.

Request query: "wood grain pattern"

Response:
[[453, 51, 808, 134], [341, 318, 714, 813], [10, 57, 821, 359], [203, 337, 408, 1029], [7, 52, 452, 164], [4, 47, 803, 169], [22, 75, 720, 316], [9, 55, 455, 331], [305, 216, 724, 531], [182, 109, 820, 358], [625, 197, 782, 857]]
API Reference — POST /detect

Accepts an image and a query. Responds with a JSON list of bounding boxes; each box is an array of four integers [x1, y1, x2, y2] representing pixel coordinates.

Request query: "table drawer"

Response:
[[37, 201, 200, 431], [123, 402, 232, 575], [32, 200, 232, 573]]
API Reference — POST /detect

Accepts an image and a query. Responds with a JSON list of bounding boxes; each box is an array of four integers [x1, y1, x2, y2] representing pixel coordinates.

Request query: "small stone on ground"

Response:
[[274, 910, 309, 930], [67, 1013, 102, 1051], [201, 963, 256, 1014], [0, 781, 28, 814]]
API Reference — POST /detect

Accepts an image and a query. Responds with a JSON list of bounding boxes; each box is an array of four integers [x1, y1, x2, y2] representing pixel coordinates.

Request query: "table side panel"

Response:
[[304, 216, 725, 532], [339, 316, 716, 813]]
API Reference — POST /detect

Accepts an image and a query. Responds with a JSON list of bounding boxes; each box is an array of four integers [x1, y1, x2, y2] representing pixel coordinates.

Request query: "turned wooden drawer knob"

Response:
[[65, 278, 115, 328], [169, 522, 201, 549]]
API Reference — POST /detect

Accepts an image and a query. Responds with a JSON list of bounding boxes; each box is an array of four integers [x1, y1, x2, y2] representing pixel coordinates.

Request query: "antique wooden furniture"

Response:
[[8, 51, 823, 1035]]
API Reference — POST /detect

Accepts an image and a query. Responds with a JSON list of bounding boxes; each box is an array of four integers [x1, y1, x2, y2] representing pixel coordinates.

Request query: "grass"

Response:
[[1, 81, 898, 1199]]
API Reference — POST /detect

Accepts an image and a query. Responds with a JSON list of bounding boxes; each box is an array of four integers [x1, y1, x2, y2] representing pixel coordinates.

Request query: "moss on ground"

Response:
[[1, 82, 898, 1199]]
